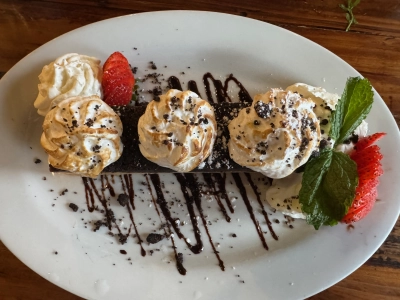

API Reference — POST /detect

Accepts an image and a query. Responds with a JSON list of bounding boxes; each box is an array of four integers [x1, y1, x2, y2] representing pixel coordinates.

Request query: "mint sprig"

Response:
[[300, 151, 358, 229], [329, 77, 373, 146], [339, 0, 361, 32], [299, 77, 374, 229]]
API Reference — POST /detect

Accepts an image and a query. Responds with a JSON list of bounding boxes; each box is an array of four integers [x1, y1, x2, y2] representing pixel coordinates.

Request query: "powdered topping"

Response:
[[285, 83, 339, 149], [138, 89, 217, 172], [40, 95, 123, 177], [228, 88, 321, 178]]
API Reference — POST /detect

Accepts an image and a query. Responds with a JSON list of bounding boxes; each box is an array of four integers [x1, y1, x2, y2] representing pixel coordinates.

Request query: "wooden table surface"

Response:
[[0, 0, 399, 299]]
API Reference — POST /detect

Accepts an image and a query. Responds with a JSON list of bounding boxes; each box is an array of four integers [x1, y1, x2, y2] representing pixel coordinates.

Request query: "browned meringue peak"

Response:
[[138, 89, 217, 172], [41, 95, 123, 178], [228, 88, 321, 179]]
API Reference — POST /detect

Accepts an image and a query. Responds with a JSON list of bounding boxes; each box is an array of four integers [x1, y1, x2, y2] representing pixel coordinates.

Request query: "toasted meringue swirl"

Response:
[[138, 89, 217, 172], [41, 95, 123, 177], [34, 53, 103, 116], [228, 89, 320, 178]]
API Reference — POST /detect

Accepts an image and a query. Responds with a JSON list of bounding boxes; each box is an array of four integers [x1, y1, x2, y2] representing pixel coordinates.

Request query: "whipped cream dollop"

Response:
[[41, 95, 123, 177], [228, 88, 321, 178], [34, 53, 103, 116], [266, 172, 306, 219], [138, 89, 217, 172]]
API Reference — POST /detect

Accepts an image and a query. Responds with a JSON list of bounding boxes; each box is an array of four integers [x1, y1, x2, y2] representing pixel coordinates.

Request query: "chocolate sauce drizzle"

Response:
[[144, 174, 187, 275], [232, 173, 269, 250], [244, 173, 278, 241], [120, 175, 146, 257], [187, 80, 201, 96], [83, 175, 146, 256], [202, 173, 232, 222], [168, 73, 252, 104], [167, 76, 183, 91], [175, 173, 225, 271], [81, 172, 279, 274], [148, 174, 188, 274]]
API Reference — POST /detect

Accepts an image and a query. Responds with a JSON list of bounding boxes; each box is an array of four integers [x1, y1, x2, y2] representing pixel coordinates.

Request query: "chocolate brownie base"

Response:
[[50, 102, 252, 174]]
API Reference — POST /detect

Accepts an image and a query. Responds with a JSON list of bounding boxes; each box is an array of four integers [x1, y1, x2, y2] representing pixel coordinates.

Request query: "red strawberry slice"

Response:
[[102, 52, 135, 106], [103, 51, 129, 70], [342, 189, 377, 223], [348, 187, 378, 214], [354, 132, 386, 151], [357, 162, 383, 178], [342, 133, 385, 224], [353, 178, 379, 200]]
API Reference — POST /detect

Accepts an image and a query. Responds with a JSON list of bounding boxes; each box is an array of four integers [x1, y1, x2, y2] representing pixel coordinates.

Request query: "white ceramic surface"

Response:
[[0, 11, 399, 300]]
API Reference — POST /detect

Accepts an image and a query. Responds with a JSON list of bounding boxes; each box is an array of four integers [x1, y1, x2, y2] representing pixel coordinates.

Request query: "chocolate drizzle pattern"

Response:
[[76, 73, 281, 275], [203, 72, 252, 103], [232, 173, 269, 250], [175, 173, 225, 271], [203, 173, 232, 222], [244, 173, 279, 241]]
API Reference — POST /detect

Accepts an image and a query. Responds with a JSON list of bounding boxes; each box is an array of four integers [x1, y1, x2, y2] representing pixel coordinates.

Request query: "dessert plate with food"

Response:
[[0, 11, 399, 300]]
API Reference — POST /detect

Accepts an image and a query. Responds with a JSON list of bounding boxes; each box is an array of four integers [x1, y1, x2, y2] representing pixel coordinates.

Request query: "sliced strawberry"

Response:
[[342, 189, 377, 223], [104, 86, 133, 106], [103, 52, 129, 70], [354, 132, 386, 151], [353, 178, 379, 200], [342, 133, 385, 224], [357, 161, 382, 177], [359, 165, 383, 182], [102, 51, 135, 106], [347, 187, 378, 214], [351, 145, 383, 165]]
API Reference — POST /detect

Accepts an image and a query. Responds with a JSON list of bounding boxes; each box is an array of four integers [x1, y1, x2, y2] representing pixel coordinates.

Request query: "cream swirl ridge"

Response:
[[228, 89, 321, 178], [40, 95, 123, 178], [34, 53, 103, 116], [138, 89, 217, 172]]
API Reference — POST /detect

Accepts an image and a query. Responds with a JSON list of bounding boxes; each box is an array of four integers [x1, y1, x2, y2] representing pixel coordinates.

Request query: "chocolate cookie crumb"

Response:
[[146, 233, 165, 244], [69, 203, 78, 212], [118, 233, 128, 245], [320, 119, 329, 125], [34, 158, 41, 164], [254, 101, 271, 119], [117, 194, 129, 207]]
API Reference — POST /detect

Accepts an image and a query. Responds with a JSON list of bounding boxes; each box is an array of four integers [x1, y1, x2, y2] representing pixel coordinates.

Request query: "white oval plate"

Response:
[[0, 11, 399, 300]]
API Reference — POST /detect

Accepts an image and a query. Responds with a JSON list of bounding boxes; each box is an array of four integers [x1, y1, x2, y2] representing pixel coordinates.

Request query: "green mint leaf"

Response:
[[322, 152, 358, 217], [299, 151, 358, 230], [331, 77, 373, 145], [299, 150, 332, 229]]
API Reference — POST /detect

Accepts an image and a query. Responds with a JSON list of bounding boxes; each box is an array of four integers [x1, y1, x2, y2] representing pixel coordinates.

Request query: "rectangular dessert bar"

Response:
[[50, 102, 252, 174]]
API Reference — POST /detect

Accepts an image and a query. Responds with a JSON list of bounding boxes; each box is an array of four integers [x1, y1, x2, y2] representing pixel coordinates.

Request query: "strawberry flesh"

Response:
[[354, 132, 386, 151], [342, 133, 385, 224], [101, 52, 135, 106]]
